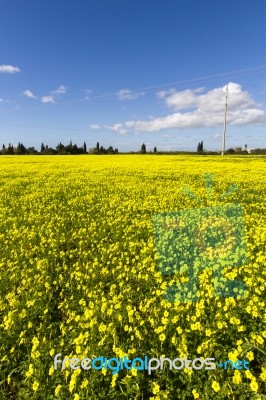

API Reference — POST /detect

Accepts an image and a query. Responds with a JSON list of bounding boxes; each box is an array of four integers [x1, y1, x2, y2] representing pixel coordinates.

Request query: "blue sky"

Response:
[[1, 0, 266, 152]]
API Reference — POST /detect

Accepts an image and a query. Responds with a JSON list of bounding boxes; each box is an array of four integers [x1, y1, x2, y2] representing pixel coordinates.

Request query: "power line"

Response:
[[55, 64, 266, 104], [10, 64, 266, 110]]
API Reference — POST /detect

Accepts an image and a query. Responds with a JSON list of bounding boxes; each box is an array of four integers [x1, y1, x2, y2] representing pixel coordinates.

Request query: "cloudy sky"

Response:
[[1, 0, 266, 152]]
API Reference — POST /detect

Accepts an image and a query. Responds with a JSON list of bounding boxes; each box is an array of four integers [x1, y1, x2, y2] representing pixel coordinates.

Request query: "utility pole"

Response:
[[221, 84, 229, 156]]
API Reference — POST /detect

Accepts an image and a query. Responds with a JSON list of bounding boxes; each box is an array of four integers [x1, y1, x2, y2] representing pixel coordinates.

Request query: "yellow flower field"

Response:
[[0, 155, 265, 399]]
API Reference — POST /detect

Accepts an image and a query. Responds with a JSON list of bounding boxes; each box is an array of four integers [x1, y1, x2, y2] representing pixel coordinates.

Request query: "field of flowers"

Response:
[[0, 154, 265, 400]]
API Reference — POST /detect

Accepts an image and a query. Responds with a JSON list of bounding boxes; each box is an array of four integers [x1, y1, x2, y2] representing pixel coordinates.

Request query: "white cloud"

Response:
[[161, 134, 175, 138], [0, 64, 20, 73], [117, 89, 145, 100], [124, 121, 135, 128], [41, 95, 55, 104], [193, 87, 206, 94], [90, 124, 100, 129], [84, 89, 93, 100], [158, 82, 258, 112], [22, 90, 37, 99], [39, 85, 66, 104], [51, 85, 67, 95], [0, 98, 3, 103], [105, 123, 128, 135], [119, 83, 266, 132], [157, 88, 198, 109]]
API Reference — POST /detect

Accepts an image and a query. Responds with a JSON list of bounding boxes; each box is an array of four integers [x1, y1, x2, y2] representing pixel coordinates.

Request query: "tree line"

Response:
[[1, 140, 265, 155], [0, 141, 119, 155]]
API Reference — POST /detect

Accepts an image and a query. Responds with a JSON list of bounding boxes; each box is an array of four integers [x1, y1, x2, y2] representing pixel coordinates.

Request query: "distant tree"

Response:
[[1, 144, 6, 155], [62, 140, 73, 153], [96, 142, 100, 153], [141, 143, 146, 154], [6, 143, 14, 155], [99, 145, 104, 154], [43, 146, 57, 154], [83, 142, 87, 154], [197, 141, 203, 152], [88, 147, 98, 154], [16, 142, 20, 154], [66, 140, 82, 154], [226, 148, 235, 154], [56, 142, 66, 154], [16, 142, 28, 155], [64, 143, 71, 154], [107, 146, 114, 154], [41, 143, 45, 153], [27, 147, 38, 154], [154, 146, 157, 154], [250, 148, 266, 154]]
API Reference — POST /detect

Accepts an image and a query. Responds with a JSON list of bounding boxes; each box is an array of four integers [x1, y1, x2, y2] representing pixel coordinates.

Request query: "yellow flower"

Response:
[[32, 337, 39, 348], [25, 364, 34, 378], [159, 333, 166, 342], [228, 351, 238, 363], [192, 389, 200, 399], [31, 350, 41, 359], [161, 317, 169, 325], [184, 368, 192, 376], [121, 374, 131, 384], [111, 374, 118, 388], [246, 351, 254, 361], [232, 370, 242, 385], [32, 381, 39, 391], [49, 349, 55, 356], [260, 367, 266, 382], [48, 365, 54, 375], [55, 385, 62, 396], [151, 382, 160, 394], [256, 335, 264, 345], [237, 325, 246, 332], [245, 370, 253, 380], [217, 321, 223, 329], [211, 381, 220, 392], [250, 380, 258, 392], [80, 379, 89, 388]]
